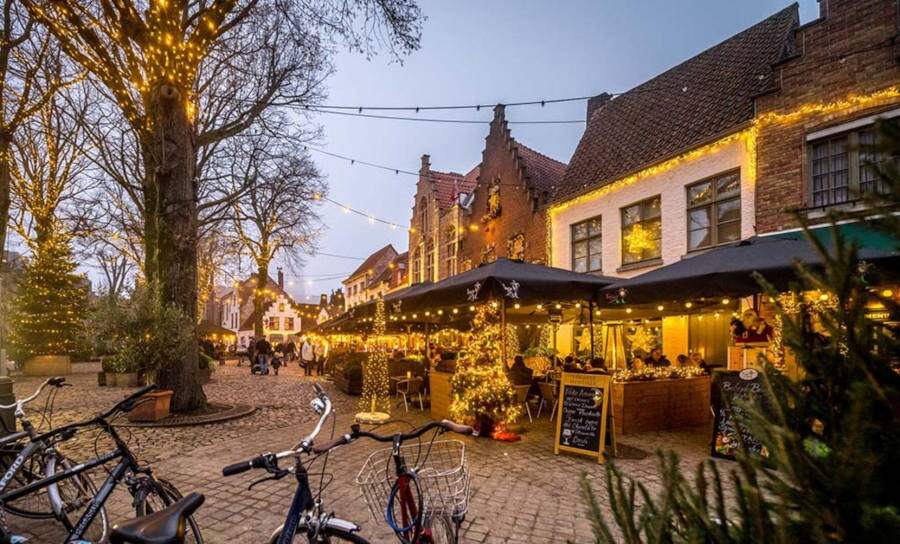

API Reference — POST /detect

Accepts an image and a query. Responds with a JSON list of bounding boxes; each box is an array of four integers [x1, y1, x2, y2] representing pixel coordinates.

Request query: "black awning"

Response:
[[389, 258, 617, 312], [601, 227, 900, 306]]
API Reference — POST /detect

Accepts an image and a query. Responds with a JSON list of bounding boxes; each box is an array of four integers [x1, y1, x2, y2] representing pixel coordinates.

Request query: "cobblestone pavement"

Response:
[[7, 362, 726, 543]]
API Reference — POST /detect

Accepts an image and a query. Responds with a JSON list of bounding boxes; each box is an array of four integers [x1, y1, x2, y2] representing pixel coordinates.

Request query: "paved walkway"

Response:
[[7, 362, 723, 543]]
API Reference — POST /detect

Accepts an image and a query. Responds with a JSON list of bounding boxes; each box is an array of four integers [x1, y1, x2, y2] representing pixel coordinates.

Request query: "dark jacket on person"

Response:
[[256, 338, 272, 356], [507, 360, 534, 386], [644, 354, 671, 367]]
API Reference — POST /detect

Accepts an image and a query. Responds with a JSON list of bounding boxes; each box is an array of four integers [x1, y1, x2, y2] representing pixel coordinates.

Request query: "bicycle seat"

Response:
[[109, 492, 205, 544]]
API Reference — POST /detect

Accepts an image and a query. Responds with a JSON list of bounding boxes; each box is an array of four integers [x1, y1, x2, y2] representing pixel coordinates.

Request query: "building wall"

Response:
[[408, 158, 467, 284], [343, 274, 369, 308], [549, 137, 755, 277], [461, 112, 549, 266], [754, 0, 900, 233]]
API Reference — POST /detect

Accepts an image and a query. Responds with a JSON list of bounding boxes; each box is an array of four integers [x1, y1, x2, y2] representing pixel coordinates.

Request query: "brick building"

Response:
[[408, 105, 566, 283], [754, 0, 900, 233], [460, 105, 566, 267]]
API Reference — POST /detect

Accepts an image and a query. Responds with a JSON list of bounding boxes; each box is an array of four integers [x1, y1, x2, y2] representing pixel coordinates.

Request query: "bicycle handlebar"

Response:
[[353, 420, 474, 444], [0, 377, 67, 410], [222, 453, 273, 476], [99, 384, 159, 419]]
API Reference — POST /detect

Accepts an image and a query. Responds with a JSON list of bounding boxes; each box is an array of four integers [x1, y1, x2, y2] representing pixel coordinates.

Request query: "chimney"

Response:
[[586, 92, 612, 121], [277, 267, 284, 289], [420, 154, 431, 176], [817, 0, 828, 19]]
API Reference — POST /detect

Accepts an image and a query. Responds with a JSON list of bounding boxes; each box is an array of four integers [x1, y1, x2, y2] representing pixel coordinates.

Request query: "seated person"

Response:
[[562, 355, 578, 372], [644, 348, 671, 368], [690, 351, 713, 373], [675, 354, 689, 367], [587, 357, 608, 373], [631, 357, 645, 371], [507, 355, 534, 386]]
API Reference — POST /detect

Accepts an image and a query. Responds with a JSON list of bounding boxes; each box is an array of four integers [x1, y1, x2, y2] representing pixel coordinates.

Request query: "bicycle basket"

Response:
[[355, 440, 469, 522]]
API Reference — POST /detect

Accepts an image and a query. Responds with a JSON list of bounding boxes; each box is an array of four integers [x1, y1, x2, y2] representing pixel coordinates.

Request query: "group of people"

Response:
[[629, 348, 711, 373], [243, 336, 329, 376]]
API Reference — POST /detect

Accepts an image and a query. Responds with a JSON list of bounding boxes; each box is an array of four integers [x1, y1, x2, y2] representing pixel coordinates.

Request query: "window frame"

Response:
[[685, 169, 742, 252], [620, 195, 662, 266], [570, 215, 602, 274], [807, 128, 891, 209]]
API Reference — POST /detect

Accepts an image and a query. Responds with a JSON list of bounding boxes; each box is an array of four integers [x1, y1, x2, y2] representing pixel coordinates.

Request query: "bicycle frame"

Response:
[[0, 442, 127, 543]]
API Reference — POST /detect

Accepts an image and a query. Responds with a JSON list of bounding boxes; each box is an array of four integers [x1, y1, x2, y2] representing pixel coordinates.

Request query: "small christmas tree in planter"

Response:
[[10, 231, 87, 376], [450, 304, 519, 438]]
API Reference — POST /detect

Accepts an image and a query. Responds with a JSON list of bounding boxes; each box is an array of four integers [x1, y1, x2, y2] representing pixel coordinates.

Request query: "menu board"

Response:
[[710, 368, 769, 460], [554, 373, 611, 464]]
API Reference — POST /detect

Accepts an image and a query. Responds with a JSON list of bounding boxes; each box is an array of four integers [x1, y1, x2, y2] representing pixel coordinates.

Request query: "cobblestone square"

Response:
[[8, 363, 720, 543]]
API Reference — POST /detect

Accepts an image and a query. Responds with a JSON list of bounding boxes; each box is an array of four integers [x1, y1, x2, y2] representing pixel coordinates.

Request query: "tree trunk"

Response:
[[254, 263, 269, 337], [145, 83, 205, 412], [141, 185, 159, 284], [0, 134, 11, 275]]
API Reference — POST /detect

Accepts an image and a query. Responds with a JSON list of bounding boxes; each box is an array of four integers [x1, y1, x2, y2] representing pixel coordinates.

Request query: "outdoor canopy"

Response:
[[600, 224, 900, 306], [385, 258, 619, 313]]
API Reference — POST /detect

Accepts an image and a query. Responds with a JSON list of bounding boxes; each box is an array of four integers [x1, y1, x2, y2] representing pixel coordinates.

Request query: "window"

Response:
[[687, 170, 741, 251], [571, 216, 602, 273], [621, 197, 661, 265], [268, 316, 280, 330], [278, 303, 285, 312], [809, 128, 892, 207], [425, 238, 434, 282], [285, 317, 294, 331]]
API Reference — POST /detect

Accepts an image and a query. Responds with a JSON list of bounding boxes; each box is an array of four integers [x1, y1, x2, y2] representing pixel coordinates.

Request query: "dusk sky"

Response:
[[286, 0, 820, 301]]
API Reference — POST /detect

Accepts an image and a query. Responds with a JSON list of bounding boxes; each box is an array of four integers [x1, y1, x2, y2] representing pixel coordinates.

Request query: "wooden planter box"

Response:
[[333, 366, 362, 395], [611, 376, 711, 435], [23, 355, 71, 376], [429, 371, 453, 421], [106, 372, 139, 387], [127, 390, 174, 422]]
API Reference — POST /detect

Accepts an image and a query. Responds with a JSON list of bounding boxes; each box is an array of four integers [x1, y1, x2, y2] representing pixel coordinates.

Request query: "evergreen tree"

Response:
[[10, 231, 87, 361], [580, 120, 900, 543], [450, 304, 519, 432]]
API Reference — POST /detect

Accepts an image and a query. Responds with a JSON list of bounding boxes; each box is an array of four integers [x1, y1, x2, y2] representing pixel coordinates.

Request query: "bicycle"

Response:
[[222, 383, 473, 544], [0, 382, 204, 544], [0, 377, 108, 541]]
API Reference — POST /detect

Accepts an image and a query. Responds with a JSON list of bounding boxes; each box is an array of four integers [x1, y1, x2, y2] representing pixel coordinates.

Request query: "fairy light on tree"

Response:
[[450, 304, 519, 437], [20, 0, 422, 411], [356, 296, 390, 424]]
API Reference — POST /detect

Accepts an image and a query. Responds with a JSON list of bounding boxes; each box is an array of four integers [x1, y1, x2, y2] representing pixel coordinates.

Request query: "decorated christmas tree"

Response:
[[450, 303, 519, 434], [10, 231, 87, 361]]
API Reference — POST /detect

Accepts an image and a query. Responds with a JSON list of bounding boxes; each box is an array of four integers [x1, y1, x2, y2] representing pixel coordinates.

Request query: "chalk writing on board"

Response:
[[711, 370, 769, 460], [559, 385, 603, 452]]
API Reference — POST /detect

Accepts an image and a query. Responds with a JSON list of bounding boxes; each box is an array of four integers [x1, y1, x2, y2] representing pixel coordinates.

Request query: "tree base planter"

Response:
[[127, 390, 174, 423], [106, 372, 139, 387], [23, 355, 71, 376]]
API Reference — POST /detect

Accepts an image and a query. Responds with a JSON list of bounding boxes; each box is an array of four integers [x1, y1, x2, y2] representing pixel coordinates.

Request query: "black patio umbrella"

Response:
[[390, 258, 618, 312], [601, 233, 900, 306]]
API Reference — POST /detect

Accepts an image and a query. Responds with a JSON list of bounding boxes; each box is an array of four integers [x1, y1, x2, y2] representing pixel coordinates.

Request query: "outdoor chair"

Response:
[[513, 384, 533, 423], [537, 381, 559, 421], [396, 377, 424, 412]]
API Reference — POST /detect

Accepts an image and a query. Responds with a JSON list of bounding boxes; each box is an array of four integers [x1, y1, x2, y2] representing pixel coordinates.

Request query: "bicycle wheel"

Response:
[[134, 477, 204, 544], [0, 445, 56, 519], [268, 524, 370, 544], [47, 455, 108, 543], [423, 515, 456, 544]]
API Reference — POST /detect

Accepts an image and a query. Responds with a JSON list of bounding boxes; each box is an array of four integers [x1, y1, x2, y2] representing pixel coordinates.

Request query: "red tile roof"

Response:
[[432, 166, 479, 210], [346, 244, 398, 281], [516, 143, 567, 195], [556, 4, 798, 203]]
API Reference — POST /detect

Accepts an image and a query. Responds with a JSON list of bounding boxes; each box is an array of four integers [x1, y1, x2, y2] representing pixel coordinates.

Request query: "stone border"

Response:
[[120, 403, 257, 428]]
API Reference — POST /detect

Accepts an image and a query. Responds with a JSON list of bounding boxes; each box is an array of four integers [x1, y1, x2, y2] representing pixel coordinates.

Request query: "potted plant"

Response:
[[198, 353, 218, 385], [104, 349, 140, 387], [127, 389, 174, 422]]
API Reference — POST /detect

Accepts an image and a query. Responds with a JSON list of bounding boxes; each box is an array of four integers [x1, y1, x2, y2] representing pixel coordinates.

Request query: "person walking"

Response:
[[255, 336, 272, 375], [301, 337, 315, 376]]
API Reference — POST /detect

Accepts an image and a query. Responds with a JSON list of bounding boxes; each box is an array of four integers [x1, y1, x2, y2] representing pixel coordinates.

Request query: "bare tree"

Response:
[[23, 0, 423, 410], [228, 135, 326, 336], [0, 0, 77, 271], [97, 249, 134, 301]]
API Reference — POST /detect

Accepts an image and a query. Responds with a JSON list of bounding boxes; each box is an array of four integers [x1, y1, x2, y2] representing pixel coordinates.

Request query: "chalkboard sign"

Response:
[[710, 368, 769, 460], [554, 373, 611, 463]]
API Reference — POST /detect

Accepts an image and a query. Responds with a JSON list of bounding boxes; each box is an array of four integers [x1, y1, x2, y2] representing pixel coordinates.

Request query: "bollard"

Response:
[[0, 377, 15, 437]]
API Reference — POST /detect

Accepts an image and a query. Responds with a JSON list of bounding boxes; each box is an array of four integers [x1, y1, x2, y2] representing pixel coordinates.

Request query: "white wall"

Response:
[[550, 137, 755, 278], [343, 276, 368, 308]]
